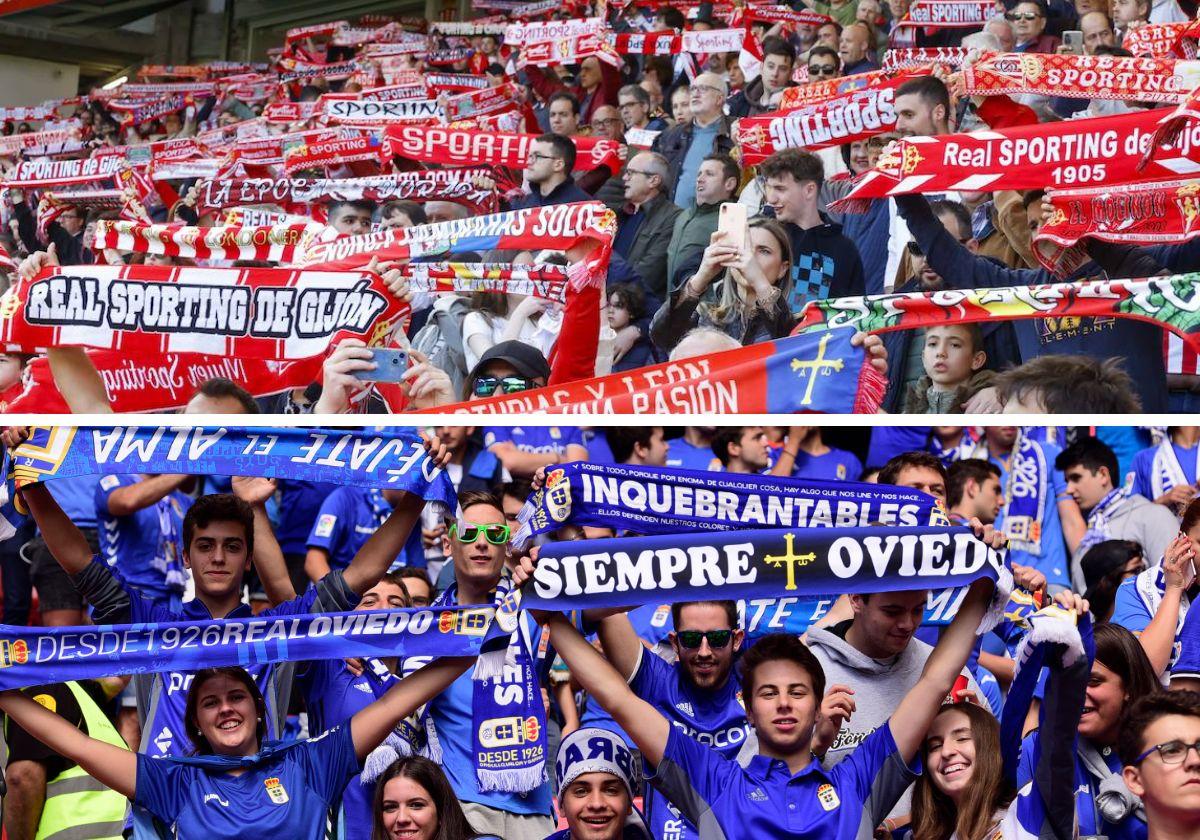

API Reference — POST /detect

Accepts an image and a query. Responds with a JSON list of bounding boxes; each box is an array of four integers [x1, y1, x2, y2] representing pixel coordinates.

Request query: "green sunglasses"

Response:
[[449, 522, 511, 545]]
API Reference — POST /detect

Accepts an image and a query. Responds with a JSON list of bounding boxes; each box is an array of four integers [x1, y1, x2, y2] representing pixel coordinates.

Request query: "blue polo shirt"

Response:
[[632, 647, 750, 840], [95, 474, 193, 606], [484, 426, 586, 458], [767, 446, 863, 482], [135, 724, 359, 840], [306, 486, 424, 571], [277, 479, 341, 555], [1131, 442, 1200, 502], [666, 437, 718, 471], [124, 573, 325, 760], [648, 722, 919, 839], [297, 658, 398, 840]]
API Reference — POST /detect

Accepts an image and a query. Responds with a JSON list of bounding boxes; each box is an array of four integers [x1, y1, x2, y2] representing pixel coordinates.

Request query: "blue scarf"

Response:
[[519, 526, 1008, 615], [956, 431, 1048, 557], [4, 426, 456, 514], [426, 579, 549, 795], [1078, 485, 1132, 555], [999, 607, 1095, 840], [514, 462, 949, 545], [0, 606, 486, 691]]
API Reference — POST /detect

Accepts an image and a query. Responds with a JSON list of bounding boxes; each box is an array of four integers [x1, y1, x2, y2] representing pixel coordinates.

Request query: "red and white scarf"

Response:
[[1034, 177, 1200, 274], [194, 170, 497, 215], [883, 47, 970, 70], [5, 351, 323, 414], [1, 263, 408, 362], [1124, 21, 1192, 58], [833, 107, 1200, 211], [403, 262, 570, 302], [779, 67, 923, 110], [735, 74, 917, 164], [892, 0, 997, 33], [2, 156, 124, 188], [961, 52, 1200, 104], [323, 98, 443, 125], [282, 130, 382, 176], [93, 219, 328, 262], [297, 201, 615, 273], [380, 125, 621, 172]]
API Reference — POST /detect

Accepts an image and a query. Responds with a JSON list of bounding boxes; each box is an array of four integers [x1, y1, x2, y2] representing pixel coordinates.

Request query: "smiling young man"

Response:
[[528, 571, 999, 840], [1119, 690, 1200, 840], [549, 727, 651, 840]]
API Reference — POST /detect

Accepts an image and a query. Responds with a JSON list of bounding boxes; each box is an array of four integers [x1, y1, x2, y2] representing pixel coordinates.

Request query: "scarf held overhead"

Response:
[[514, 461, 949, 544], [0, 607, 487, 692], [519, 526, 1006, 611], [5, 426, 456, 512], [428, 328, 885, 414], [795, 275, 1200, 353], [832, 107, 1200, 211], [1034, 178, 1200, 275], [0, 263, 409, 362], [380, 125, 622, 173], [960, 52, 1200, 104]]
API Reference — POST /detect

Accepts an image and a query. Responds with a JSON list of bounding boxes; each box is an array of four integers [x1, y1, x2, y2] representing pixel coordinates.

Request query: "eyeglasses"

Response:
[[691, 84, 723, 96], [1135, 739, 1200, 765], [1005, 11, 1041, 19], [472, 375, 536, 397], [592, 117, 622, 128], [676, 629, 733, 649], [449, 522, 511, 545], [527, 151, 559, 163], [808, 64, 839, 77], [625, 168, 655, 178]]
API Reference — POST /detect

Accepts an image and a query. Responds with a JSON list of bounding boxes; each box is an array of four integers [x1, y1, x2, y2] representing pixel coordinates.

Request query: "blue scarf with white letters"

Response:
[[514, 462, 949, 545], [0, 606, 486, 691], [423, 579, 549, 795], [3, 425, 456, 515], [519, 526, 1008, 617]]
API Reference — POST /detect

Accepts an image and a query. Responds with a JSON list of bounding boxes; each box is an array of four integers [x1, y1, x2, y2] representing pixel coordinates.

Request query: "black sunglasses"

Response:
[[473, 375, 535, 397], [676, 629, 733, 649], [906, 241, 923, 257]]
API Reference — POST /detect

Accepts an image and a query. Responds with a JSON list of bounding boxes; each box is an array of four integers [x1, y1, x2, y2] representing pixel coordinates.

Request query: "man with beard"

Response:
[[592, 600, 749, 840]]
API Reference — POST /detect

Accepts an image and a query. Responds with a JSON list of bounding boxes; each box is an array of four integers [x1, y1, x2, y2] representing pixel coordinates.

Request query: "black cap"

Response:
[[468, 340, 551, 384], [1080, 539, 1142, 593]]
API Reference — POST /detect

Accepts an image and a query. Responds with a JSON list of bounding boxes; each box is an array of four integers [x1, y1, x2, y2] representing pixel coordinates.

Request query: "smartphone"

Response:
[[717, 202, 749, 254], [352, 348, 409, 382], [1063, 30, 1083, 55]]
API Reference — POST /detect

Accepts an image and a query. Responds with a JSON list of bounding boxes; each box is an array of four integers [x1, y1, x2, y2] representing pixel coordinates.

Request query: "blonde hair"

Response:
[[699, 217, 793, 326]]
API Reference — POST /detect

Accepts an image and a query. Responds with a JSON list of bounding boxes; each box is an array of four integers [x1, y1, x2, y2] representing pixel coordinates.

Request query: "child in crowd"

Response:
[[903, 324, 992, 414]]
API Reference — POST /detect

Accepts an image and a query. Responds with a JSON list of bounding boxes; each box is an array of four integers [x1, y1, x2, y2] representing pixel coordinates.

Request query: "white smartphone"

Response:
[[716, 202, 749, 254], [1063, 30, 1083, 55]]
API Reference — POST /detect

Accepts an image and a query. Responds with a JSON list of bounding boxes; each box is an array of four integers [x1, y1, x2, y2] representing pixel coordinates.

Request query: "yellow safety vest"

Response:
[[32, 681, 129, 840]]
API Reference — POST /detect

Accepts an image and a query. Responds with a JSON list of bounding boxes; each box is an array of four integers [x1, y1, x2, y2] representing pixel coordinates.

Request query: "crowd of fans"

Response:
[[1, 0, 1196, 414], [2, 424, 1200, 840]]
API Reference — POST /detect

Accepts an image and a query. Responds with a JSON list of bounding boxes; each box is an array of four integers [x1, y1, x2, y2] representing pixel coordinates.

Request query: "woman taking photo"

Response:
[[650, 217, 794, 353], [372, 756, 501, 840], [0, 658, 473, 839]]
